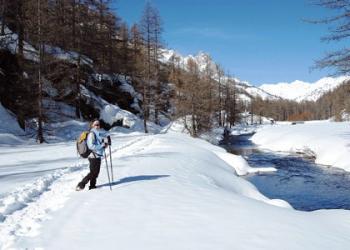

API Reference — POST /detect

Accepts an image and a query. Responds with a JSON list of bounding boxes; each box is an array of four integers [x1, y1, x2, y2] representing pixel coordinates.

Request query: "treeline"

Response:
[[250, 80, 350, 122], [0, 0, 243, 140], [0, 0, 169, 140], [314, 81, 350, 121], [169, 56, 240, 136], [1, 0, 136, 141]]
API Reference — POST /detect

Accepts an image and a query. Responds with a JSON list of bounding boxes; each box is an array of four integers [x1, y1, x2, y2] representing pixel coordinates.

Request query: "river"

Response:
[[221, 134, 350, 211]]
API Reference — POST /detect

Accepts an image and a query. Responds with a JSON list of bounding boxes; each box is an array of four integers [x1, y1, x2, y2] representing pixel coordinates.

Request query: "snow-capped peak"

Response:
[[259, 76, 350, 102], [160, 49, 216, 74], [160, 49, 349, 103]]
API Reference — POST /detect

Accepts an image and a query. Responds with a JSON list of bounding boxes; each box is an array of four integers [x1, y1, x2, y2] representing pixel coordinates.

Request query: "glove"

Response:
[[107, 135, 111, 146], [103, 142, 108, 148]]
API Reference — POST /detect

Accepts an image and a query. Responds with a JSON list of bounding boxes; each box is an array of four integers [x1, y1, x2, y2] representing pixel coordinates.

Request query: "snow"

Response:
[[44, 45, 93, 66], [100, 104, 138, 127], [1, 105, 350, 249], [238, 82, 280, 101], [160, 49, 217, 74], [0, 25, 38, 62], [0, 105, 24, 136], [259, 76, 350, 102], [117, 75, 142, 112], [214, 151, 277, 176], [1, 24, 93, 66], [252, 121, 350, 171], [159, 49, 284, 102], [1, 130, 350, 249]]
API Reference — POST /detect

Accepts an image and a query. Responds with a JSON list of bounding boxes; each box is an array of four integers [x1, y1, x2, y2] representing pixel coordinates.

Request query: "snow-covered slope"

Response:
[[236, 81, 280, 101], [161, 49, 279, 102], [259, 76, 350, 102], [2, 131, 350, 249], [1, 25, 92, 65], [252, 121, 350, 171], [1, 102, 350, 249], [163, 49, 350, 103], [161, 49, 217, 73]]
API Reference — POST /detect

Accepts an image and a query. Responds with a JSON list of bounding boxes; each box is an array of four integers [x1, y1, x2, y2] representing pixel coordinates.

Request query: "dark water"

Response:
[[221, 134, 350, 211]]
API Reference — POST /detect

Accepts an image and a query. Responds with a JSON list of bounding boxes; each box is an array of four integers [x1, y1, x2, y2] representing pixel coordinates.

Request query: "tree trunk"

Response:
[[1, 0, 5, 35], [17, 1, 24, 57], [143, 81, 148, 133], [37, 0, 44, 143], [75, 54, 81, 119]]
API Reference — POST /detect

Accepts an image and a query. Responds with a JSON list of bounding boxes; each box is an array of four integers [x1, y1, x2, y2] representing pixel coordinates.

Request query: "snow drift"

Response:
[[252, 121, 350, 171]]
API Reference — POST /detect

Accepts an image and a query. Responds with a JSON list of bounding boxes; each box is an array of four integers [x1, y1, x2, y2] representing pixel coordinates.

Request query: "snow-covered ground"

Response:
[[1, 104, 350, 249], [2, 131, 350, 249], [0, 136, 348, 248], [252, 121, 350, 172]]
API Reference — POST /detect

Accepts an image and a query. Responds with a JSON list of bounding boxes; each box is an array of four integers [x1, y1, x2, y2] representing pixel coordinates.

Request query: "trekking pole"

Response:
[[107, 136, 114, 182], [109, 145, 114, 182], [104, 149, 112, 191]]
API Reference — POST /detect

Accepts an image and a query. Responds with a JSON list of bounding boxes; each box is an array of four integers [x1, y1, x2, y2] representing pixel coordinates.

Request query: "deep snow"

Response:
[[1, 104, 350, 249], [2, 132, 350, 250], [252, 121, 350, 172]]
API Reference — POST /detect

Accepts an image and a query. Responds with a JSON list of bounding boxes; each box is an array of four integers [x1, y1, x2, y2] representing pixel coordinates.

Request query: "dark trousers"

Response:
[[79, 158, 101, 188]]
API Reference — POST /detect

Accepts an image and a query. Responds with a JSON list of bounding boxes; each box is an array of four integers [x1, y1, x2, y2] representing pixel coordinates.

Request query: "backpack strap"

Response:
[[88, 131, 99, 158]]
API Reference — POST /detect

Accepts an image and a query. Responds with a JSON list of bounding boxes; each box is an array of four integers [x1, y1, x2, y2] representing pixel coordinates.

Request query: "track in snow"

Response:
[[0, 134, 150, 249]]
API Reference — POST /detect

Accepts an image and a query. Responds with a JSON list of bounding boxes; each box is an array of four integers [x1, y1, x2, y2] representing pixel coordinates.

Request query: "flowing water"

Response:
[[221, 134, 350, 211]]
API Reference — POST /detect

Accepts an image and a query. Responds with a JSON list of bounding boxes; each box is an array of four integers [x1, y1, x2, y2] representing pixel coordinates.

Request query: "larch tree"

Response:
[[310, 0, 350, 75], [139, 1, 163, 131], [151, 5, 163, 125], [215, 63, 225, 126], [130, 23, 145, 80]]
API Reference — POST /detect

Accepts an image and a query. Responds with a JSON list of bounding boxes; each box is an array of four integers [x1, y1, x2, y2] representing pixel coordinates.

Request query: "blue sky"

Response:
[[114, 0, 346, 86]]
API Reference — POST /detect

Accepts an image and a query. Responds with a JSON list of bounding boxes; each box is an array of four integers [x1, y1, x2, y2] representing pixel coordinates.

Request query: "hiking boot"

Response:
[[76, 183, 85, 191]]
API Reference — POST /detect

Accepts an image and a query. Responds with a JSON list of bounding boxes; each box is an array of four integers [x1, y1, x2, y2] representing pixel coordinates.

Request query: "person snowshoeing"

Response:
[[76, 119, 109, 191]]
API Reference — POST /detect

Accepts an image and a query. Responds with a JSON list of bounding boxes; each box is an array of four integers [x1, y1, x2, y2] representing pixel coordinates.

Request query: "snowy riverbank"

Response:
[[252, 121, 350, 172], [1, 130, 350, 249], [1, 101, 350, 249]]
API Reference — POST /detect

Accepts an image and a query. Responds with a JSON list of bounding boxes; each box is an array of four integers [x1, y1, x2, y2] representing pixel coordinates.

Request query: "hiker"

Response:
[[76, 119, 110, 191]]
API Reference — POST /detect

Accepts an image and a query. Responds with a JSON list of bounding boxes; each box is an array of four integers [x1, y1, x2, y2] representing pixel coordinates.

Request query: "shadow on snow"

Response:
[[97, 175, 170, 188]]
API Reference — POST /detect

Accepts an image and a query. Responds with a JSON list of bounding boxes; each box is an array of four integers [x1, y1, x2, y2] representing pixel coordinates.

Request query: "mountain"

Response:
[[161, 49, 279, 102], [162, 49, 350, 104], [161, 49, 217, 73], [259, 76, 350, 102], [235, 81, 281, 102]]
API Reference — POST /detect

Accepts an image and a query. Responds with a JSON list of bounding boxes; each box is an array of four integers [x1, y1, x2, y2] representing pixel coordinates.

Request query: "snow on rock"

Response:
[[117, 75, 142, 112], [1, 25, 92, 65], [100, 104, 139, 128], [44, 45, 93, 66], [0, 104, 26, 144], [100, 104, 162, 133], [80, 86, 137, 129], [252, 121, 350, 171], [0, 105, 24, 135]]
